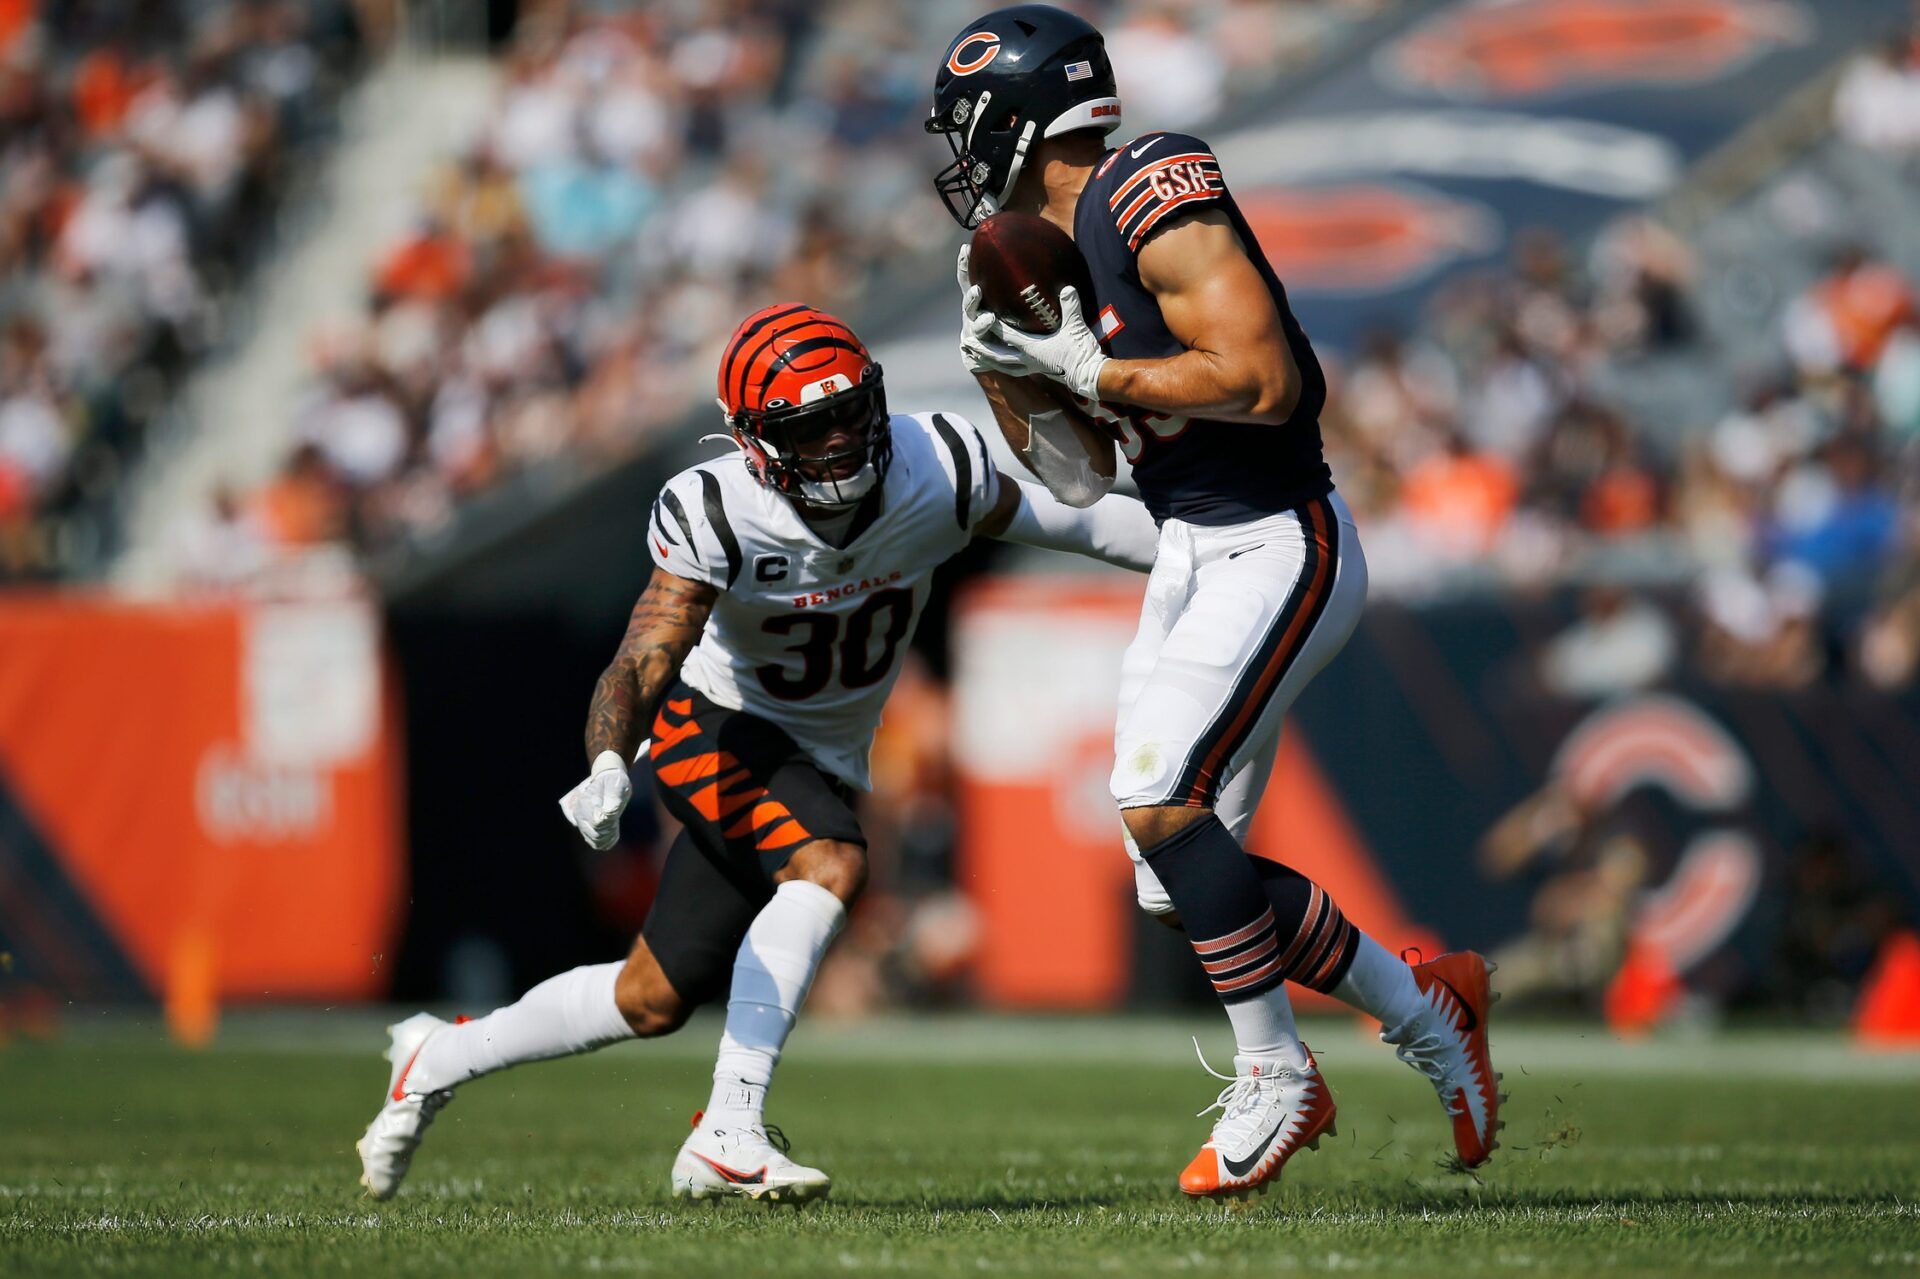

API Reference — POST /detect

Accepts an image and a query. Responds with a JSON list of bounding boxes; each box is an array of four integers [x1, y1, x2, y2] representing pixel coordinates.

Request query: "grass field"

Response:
[[3, 1013, 1918, 1277]]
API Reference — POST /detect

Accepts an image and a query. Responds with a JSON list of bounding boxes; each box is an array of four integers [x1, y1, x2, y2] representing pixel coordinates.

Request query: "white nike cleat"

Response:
[[356, 1012, 458, 1200], [1178, 1040, 1336, 1200], [670, 1111, 831, 1204]]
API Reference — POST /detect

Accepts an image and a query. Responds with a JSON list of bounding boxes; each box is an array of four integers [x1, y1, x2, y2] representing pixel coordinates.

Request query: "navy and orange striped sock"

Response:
[[1140, 814, 1290, 1004], [1141, 814, 1362, 1003], [1250, 857, 1360, 995]]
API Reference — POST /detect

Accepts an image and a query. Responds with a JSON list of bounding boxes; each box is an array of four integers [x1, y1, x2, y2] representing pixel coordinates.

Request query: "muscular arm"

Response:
[[584, 567, 717, 763], [974, 368, 1116, 507], [973, 471, 1023, 539], [974, 368, 1045, 457], [1094, 209, 1301, 424]]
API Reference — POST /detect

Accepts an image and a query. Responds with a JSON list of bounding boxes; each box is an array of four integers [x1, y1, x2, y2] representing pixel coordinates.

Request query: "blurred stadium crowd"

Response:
[[1328, 16, 1920, 698], [0, 0, 373, 578], [166, 0, 1394, 577], [1332, 216, 1920, 696]]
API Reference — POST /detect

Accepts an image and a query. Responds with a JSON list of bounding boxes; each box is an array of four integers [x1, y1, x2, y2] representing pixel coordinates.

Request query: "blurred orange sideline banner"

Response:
[[952, 577, 1436, 1009], [0, 594, 403, 1023]]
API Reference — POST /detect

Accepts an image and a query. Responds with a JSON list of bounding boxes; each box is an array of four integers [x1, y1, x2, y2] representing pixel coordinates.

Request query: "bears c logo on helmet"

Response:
[[948, 32, 1002, 76]]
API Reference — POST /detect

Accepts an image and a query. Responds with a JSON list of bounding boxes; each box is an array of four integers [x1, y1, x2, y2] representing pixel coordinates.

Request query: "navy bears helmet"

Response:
[[925, 4, 1121, 228]]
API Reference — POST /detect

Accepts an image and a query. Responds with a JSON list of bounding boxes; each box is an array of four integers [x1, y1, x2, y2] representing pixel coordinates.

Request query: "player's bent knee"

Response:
[[779, 838, 869, 904], [1121, 803, 1211, 852], [614, 955, 690, 1038]]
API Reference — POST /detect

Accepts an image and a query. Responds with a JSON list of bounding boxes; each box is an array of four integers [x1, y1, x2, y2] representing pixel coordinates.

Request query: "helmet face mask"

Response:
[[926, 4, 1121, 228], [731, 363, 892, 509], [929, 90, 1035, 229]]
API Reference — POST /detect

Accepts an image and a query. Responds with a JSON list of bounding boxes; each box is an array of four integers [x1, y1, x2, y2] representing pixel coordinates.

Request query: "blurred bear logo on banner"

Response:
[[1479, 694, 1764, 1031], [1237, 184, 1499, 296], [195, 604, 381, 843], [1384, 0, 1812, 101]]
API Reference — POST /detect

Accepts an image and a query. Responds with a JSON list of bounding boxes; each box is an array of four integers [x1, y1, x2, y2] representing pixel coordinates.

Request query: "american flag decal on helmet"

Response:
[[1065, 59, 1092, 81]]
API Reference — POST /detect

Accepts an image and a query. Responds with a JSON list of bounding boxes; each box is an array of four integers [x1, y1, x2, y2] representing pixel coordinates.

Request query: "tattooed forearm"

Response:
[[585, 569, 717, 763]]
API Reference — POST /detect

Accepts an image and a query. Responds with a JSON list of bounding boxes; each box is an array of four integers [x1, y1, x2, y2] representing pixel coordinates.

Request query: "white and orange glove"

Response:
[[558, 750, 632, 850]]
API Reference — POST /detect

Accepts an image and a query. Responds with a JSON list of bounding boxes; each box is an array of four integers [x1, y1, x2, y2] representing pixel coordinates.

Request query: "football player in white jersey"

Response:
[[356, 304, 1157, 1203]]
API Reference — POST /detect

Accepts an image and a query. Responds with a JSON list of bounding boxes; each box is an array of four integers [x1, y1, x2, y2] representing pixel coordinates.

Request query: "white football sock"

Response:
[[1332, 932, 1424, 1028], [407, 961, 631, 1093], [1223, 989, 1310, 1071], [705, 880, 846, 1124]]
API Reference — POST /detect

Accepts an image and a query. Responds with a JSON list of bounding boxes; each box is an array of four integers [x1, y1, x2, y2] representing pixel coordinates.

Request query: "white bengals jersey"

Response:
[[649, 412, 999, 790]]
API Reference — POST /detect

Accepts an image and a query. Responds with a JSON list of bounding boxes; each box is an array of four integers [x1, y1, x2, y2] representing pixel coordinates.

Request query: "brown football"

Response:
[[969, 211, 1098, 336]]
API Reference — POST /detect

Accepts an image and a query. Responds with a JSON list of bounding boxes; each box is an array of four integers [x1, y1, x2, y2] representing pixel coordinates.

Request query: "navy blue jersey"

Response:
[[1072, 131, 1331, 525]]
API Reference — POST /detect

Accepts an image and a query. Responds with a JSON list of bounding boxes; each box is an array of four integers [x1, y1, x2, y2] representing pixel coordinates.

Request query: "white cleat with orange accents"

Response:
[[1178, 1042, 1337, 1201], [356, 1012, 457, 1200], [1384, 949, 1505, 1167], [671, 1111, 832, 1204]]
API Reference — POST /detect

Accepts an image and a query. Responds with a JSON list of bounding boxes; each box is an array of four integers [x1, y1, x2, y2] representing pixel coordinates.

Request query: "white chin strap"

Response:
[[984, 119, 1037, 226], [797, 462, 878, 508]]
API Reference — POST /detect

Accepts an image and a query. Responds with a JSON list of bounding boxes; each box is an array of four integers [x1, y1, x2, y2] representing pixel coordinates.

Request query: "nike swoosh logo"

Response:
[[1130, 136, 1165, 159], [1227, 543, 1264, 560], [1221, 1124, 1282, 1179], [1433, 975, 1479, 1034], [390, 1043, 425, 1102], [692, 1152, 768, 1185]]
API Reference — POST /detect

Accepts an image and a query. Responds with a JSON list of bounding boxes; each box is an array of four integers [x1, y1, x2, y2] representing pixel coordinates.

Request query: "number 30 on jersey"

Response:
[[756, 588, 916, 700]]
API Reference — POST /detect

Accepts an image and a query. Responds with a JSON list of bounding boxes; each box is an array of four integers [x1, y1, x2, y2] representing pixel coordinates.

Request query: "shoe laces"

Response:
[[1383, 1019, 1462, 1115], [701, 1112, 793, 1158], [1190, 1038, 1282, 1126]]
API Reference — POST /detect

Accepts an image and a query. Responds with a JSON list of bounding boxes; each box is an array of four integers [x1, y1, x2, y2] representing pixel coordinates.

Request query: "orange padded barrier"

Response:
[[0, 594, 403, 1012]]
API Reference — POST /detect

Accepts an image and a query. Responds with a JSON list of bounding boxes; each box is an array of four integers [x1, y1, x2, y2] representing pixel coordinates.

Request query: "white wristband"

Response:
[[590, 749, 628, 775]]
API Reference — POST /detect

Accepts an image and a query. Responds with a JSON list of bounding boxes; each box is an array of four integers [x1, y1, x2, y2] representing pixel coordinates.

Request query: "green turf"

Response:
[[3, 1014, 1917, 1277]]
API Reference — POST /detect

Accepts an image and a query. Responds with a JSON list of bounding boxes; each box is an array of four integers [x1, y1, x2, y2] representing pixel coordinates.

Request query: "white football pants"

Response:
[[1112, 491, 1367, 913]]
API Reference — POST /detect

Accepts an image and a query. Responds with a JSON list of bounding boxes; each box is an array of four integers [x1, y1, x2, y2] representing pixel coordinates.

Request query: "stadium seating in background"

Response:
[[206, 0, 1400, 576], [0, 0, 373, 582]]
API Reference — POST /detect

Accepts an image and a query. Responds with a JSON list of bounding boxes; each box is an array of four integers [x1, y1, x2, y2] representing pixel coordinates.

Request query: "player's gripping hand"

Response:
[[558, 750, 632, 850], [956, 244, 1025, 378], [965, 284, 1108, 402]]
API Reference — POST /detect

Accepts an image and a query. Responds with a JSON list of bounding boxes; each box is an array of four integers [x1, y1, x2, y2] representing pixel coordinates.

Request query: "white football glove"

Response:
[[558, 750, 632, 851], [956, 244, 1026, 378], [965, 284, 1109, 402]]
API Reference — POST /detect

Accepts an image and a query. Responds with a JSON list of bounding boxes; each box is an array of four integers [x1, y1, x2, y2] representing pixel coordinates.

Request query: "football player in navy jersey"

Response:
[[927, 4, 1503, 1200]]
